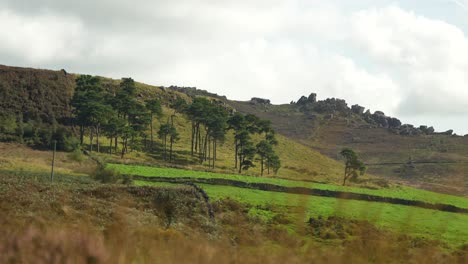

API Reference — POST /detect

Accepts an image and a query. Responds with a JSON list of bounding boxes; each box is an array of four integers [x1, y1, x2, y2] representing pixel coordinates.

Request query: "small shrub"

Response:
[[92, 165, 121, 183], [62, 136, 81, 152], [68, 149, 85, 163], [122, 174, 133, 185]]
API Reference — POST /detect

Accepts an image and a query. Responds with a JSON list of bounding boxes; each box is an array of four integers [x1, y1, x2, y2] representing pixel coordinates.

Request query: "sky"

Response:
[[1, 0, 468, 134]]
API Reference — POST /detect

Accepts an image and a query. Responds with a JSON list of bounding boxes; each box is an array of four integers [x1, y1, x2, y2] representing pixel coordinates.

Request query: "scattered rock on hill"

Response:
[[437, 129, 454, 136], [250, 97, 271, 105], [297, 93, 317, 105]]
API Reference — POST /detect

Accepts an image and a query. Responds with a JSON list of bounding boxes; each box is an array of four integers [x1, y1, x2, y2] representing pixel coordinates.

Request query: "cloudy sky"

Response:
[[1, 0, 468, 134]]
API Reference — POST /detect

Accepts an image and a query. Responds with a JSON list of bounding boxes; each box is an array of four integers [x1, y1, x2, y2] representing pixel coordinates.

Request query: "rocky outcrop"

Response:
[[293, 92, 449, 136], [308, 93, 317, 103], [419, 126, 435, 134], [351, 104, 365, 115], [250, 97, 271, 105], [297, 93, 317, 105], [313, 98, 349, 113], [437, 130, 454, 136], [387, 118, 402, 128]]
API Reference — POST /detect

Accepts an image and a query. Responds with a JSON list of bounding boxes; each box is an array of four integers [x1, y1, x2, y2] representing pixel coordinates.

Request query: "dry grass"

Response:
[[0, 171, 466, 263]]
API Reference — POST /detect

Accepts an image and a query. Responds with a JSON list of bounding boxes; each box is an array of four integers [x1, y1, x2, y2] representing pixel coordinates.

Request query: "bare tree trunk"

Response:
[[203, 131, 209, 161], [90, 128, 94, 152], [170, 136, 173, 162], [164, 135, 167, 161], [96, 125, 100, 153], [194, 124, 199, 153], [150, 113, 154, 151], [79, 125, 84, 145], [212, 139, 217, 168], [109, 137, 113, 155], [207, 136, 211, 163], [191, 123, 195, 156], [234, 139, 238, 169], [343, 167, 348, 186], [121, 137, 127, 158], [260, 157, 264, 176], [238, 144, 243, 174]]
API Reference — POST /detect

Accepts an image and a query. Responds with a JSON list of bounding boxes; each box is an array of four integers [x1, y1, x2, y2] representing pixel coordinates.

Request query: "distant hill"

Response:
[[0, 65, 348, 185], [0, 65, 466, 195], [223, 96, 468, 196]]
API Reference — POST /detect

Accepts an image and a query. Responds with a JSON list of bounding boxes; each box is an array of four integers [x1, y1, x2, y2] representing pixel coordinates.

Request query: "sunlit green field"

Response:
[[135, 180, 468, 248], [110, 163, 468, 209]]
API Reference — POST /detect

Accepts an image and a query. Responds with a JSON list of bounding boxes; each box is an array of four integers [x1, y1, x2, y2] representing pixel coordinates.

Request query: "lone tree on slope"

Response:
[[340, 148, 366, 186]]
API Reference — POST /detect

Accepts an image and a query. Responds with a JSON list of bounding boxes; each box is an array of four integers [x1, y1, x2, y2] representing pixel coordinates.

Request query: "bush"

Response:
[[92, 165, 121, 183], [0, 113, 17, 134], [122, 174, 133, 185], [62, 136, 80, 152], [68, 149, 85, 163]]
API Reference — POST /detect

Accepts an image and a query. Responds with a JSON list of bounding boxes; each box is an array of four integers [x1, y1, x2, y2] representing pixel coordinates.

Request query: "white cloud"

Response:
[[0, 1, 467, 133], [350, 5, 468, 119], [0, 10, 84, 63]]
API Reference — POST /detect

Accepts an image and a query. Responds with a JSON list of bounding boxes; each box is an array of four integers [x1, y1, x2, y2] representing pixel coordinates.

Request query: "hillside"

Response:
[[224, 97, 468, 196], [1, 65, 468, 263], [0, 65, 349, 185], [1, 64, 466, 195]]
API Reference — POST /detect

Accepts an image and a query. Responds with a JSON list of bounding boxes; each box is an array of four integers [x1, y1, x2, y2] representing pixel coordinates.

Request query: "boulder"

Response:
[[308, 93, 317, 103], [371, 111, 389, 128], [297, 96, 309, 105], [419, 125, 435, 135], [438, 129, 454, 136], [250, 97, 271, 105], [387, 117, 402, 128], [351, 104, 365, 115], [313, 98, 349, 113]]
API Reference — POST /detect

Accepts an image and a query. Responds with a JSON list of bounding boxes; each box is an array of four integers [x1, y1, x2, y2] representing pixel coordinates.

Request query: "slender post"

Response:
[[51, 140, 56, 182]]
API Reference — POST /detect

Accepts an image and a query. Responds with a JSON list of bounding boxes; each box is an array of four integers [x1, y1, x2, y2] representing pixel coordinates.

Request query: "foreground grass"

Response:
[[135, 180, 468, 249], [111, 164, 468, 209]]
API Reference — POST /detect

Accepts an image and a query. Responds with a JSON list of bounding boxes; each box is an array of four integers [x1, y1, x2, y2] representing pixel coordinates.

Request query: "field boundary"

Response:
[[132, 175, 468, 214]]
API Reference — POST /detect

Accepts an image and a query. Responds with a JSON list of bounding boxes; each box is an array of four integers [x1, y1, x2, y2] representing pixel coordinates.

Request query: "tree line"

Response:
[[70, 75, 281, 175]]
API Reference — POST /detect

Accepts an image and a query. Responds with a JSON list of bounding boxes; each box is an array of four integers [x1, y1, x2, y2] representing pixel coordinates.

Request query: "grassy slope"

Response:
[[136, 181, 468, 249], [103, 106, 347, 185], [0, 143, 94, 178], [110, 164, 468, 209], [227, 101, 468, 196]]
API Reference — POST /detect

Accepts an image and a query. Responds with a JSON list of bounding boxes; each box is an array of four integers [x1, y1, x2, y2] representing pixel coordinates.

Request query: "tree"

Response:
[[235, 130, 256, 173], [239, 141, 256, 173], [71, 75, 112, 152], [256, 140, 273, 176], [158, 124, 171, 161], [145, 99, 163, 151], [171, 96, 188, 114], [158, 121, 179, 162], [266, 153, 281, 175], [340, 148, 366, 186], [103, 115, 125, 155], [186, 97, 228, 166], [112, 78, 151, 158], [168, 123, 179, 162], [227, 112, 246, 169]]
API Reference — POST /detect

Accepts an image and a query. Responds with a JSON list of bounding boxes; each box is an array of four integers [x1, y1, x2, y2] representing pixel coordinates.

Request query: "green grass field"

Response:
[[109, 164, 468, 209], [135, 180, 468, 248]]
